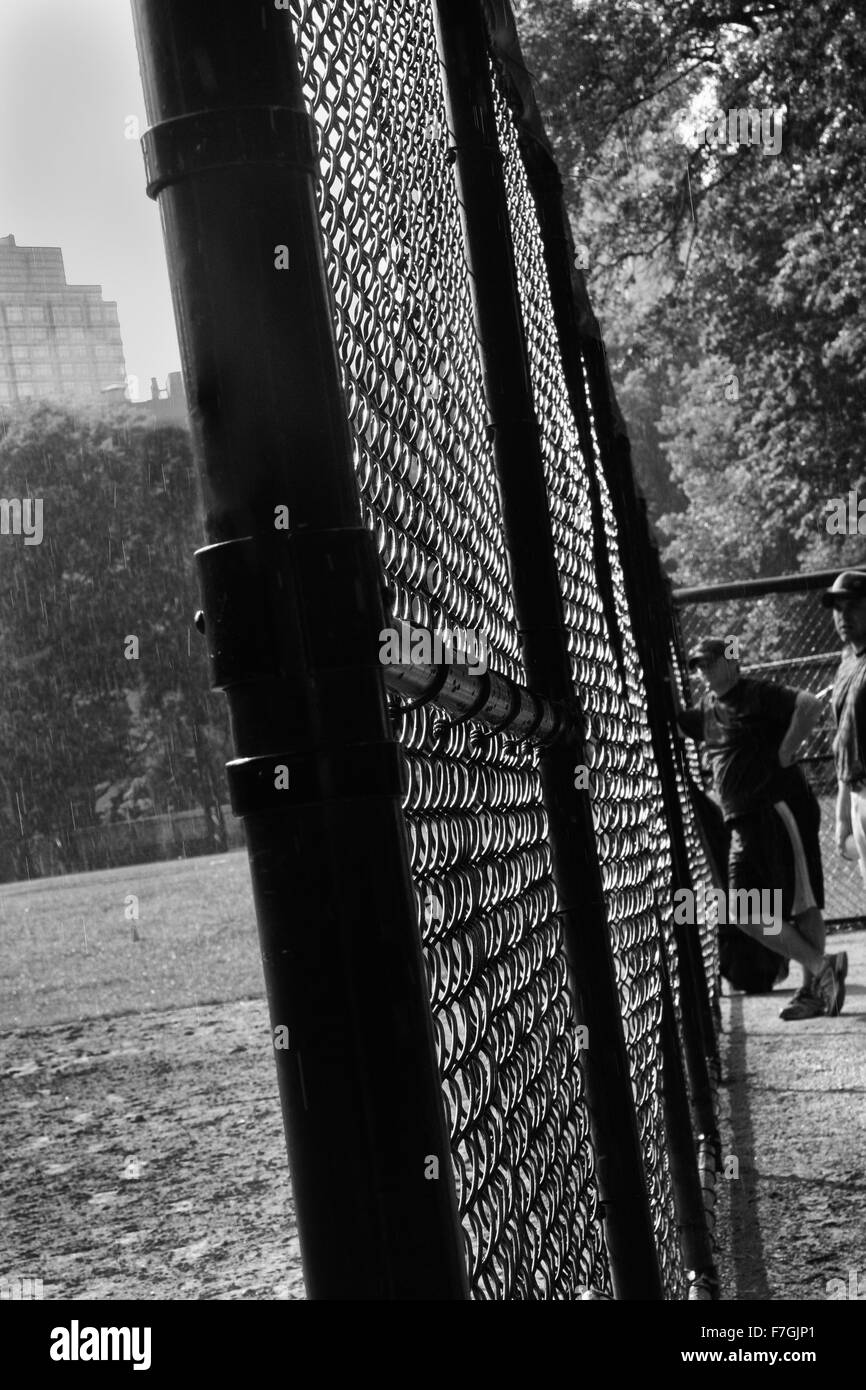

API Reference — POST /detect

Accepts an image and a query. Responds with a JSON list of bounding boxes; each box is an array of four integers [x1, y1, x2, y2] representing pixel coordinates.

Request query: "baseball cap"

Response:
[[821, 570, 866, 608], [686, 637, 731, 670]]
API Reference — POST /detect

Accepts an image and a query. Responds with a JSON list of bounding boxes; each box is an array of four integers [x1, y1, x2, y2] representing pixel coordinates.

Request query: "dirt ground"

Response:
[[0, 997, 304, 1300], [3, 926, 863, 1302]]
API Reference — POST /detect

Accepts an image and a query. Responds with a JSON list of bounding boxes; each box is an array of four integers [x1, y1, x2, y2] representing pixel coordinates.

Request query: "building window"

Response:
[[4, 306, 24, 323], [74, 364, 91, 378], [0, 383, 12, 400], [70, 328, 85, 342], [34, 364, 54, 379], [27, 328, 49, 343], [72, 346, 88, 359], [60, 363, 75, 378], [11, 346, 29, 361], [31, 345, 50, 360], [66, 307, 83, 325], [17, 384, 34, 398], [26, 306, 46, 323]]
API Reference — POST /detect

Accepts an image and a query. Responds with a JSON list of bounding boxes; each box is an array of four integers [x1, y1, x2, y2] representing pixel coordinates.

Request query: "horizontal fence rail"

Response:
[[672, 569, 845, 602]]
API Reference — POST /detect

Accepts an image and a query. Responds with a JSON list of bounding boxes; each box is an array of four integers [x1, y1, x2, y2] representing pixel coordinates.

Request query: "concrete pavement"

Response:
[[714, 928, 866, 1300]]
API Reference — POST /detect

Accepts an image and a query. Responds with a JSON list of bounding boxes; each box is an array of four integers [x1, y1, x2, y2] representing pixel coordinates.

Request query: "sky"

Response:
[[0, 0, 179, 401]]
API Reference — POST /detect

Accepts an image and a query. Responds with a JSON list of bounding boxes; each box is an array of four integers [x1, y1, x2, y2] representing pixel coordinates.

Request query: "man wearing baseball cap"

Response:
[[824, 570, 866, 890], [672, 638, 846, 1018]]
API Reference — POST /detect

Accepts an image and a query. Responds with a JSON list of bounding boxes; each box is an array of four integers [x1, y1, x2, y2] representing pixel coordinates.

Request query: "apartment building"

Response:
[[0, 234, 127, 406]]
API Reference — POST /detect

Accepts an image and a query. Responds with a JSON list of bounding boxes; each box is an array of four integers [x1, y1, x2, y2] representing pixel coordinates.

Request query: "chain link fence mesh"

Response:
[[667, 620, 724, 996], [291, 0, 610, 1301], [676, 584, 865, 927], [492, 70, 688, 1296], [287, 0, 718, 1298]]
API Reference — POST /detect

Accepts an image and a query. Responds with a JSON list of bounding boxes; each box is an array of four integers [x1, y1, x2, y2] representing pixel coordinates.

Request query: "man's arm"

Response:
[[836, 781, 852, 854], [665, 664, 704, 740], [777, 690, 825, 767], [675, 703, 704, 741]]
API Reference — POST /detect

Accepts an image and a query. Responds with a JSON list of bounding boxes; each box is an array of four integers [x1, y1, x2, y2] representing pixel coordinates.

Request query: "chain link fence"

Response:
[[279, 0, 721, 1299], [492, 73, 694, 1291], [133, 0, 723, 1299], [289, 0, 611, 1300], [675, 573, 865, 928]]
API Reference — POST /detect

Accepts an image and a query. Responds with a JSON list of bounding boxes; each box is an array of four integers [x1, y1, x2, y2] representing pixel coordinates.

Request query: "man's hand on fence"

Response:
[[664, 665, 683, 718]]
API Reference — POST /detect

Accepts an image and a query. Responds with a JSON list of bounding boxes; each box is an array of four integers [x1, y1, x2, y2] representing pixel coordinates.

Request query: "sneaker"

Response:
[[779, 986, 824, 1021], [814, 952, 848, 1017]]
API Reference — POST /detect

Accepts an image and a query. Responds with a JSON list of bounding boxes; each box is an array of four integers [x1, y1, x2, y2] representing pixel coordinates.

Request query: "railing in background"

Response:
[[0, 806, 244, 882]]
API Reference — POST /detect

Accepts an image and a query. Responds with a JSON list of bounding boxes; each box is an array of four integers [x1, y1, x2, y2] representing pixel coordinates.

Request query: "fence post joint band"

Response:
[[142, 106, 320, 199]]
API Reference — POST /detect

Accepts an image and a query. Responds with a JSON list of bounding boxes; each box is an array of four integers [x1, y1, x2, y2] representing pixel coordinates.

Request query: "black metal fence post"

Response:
[[131, 0, 468, 1300], [433, 0, 663, 1299]]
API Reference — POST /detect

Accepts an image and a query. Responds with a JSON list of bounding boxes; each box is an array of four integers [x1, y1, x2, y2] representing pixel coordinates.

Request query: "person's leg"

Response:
[[727, 811, 843, 1012], [730, 911, 825, 975], [733, 908, 843, 1012], [772, 796, 826, 993], [793, 905, 825, 988], [769, 798, 827, 1010]]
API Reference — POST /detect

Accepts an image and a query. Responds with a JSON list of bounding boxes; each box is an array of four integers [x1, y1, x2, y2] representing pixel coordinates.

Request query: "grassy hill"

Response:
[[0, 851, 263, 1029]]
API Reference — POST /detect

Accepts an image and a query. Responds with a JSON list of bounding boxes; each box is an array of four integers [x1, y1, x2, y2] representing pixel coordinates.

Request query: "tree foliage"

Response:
[[513, 0, 866, 583], [0, 402, 229, 870]]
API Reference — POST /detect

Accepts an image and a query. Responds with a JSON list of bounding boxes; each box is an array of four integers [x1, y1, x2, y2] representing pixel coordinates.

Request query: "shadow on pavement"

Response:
[[724, 992, 772, 1300]]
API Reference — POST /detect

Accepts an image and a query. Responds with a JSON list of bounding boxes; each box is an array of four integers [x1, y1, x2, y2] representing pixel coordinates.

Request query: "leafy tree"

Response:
[[0, 401, 229, 875], [513, 0, 866, 582]]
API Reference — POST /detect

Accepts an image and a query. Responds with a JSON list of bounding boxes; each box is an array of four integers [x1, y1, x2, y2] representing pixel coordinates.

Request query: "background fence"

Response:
[[675, 570, 866, 929], [0, 806, 244, 882], [133, 0, 722, 1299]]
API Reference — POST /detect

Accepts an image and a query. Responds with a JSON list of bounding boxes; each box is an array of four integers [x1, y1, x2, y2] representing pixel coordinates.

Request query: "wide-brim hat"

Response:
[[821, 570, 866, 608]]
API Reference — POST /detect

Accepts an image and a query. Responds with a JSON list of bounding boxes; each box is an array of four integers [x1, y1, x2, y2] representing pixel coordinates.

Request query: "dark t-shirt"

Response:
[[831, 646, 866, 790], [677, 677, 798, 820]]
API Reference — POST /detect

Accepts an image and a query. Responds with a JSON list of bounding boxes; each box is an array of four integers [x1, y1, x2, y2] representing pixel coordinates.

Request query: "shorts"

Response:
[[728, 799, 821, 922]]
